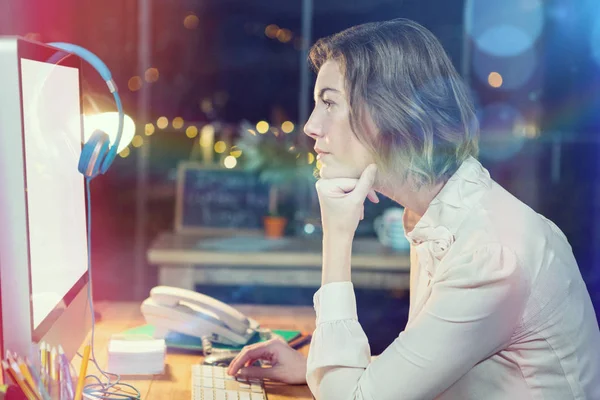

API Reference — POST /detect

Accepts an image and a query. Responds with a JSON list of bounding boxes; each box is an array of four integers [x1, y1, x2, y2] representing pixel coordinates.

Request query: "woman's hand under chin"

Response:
[[315, 164, 380, 237]]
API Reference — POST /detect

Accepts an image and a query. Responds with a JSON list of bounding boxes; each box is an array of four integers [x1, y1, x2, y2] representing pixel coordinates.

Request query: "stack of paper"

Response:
[[107, 335, 166, 375]]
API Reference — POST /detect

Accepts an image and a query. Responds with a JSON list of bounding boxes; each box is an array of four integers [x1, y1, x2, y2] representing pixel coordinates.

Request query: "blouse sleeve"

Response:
[[306, 244, 528, 400]]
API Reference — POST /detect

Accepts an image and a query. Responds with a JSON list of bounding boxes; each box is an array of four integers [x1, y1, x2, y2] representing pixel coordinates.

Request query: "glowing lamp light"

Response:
[[84, 112, 135, 153]]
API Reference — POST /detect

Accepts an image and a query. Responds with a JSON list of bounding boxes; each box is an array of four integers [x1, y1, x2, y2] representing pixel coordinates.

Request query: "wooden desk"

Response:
[[148, 230, 410, 290], [75, 302, 315, 399]]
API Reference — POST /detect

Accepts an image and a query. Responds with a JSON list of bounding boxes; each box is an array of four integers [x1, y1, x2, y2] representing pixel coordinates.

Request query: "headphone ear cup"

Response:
[[79, 130, 111, 178], [99, 146, 118, 175]]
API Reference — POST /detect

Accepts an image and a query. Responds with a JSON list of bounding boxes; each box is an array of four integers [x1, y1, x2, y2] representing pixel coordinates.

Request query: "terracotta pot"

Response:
[[263, 216, 287, 238]]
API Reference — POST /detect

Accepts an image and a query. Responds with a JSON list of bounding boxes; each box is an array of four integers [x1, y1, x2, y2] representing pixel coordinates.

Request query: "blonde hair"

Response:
[[309, 18, 479, 187]]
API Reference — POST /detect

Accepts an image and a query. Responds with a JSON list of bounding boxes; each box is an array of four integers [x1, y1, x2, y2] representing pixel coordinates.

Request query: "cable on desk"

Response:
[[79, 179, 142, 400]]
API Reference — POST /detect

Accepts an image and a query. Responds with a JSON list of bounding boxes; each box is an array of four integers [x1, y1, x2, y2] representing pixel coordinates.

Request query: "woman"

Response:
[[228, 19, 600, 399]]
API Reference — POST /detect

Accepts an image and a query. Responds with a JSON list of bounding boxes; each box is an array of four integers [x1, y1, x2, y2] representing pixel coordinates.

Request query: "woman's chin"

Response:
[[318, 164, 360, 179]]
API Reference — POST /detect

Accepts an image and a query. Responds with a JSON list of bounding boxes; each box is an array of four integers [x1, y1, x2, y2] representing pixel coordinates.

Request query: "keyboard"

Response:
[[191, 364, 267, 400]]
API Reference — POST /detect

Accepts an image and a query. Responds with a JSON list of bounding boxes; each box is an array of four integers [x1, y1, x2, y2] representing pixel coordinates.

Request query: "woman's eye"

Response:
[[323, 100, 333, 109]]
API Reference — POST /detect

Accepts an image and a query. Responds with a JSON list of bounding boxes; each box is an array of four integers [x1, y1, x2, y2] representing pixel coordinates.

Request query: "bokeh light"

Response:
[[592, 18, 600, 66], [119, 147, 130, 158], [214, 141, 227, 153], [172, 117, 184, 129], [465, 0, 544, 56], [308, 152, 315, 164], [473, 47, 537, 90], [127, 76, 142, 92], [477, 103, 526, 161], [144, 68, 159, 83], [281, 121, 294, 133], [200, 126, 215, 148], [157, 117, 168, 129], [488, 72, 503, 88], [230, 146, 243, 158], [184, 14, 199, 30], [145, 123, 155, 136], [200, 98, 214, 113], [131, 135, 144, 148], [277, 29, 293, 43], [265, 24, 279, 39], [256, 121, 269, 134], [186, 126, 198, 138], [224, 156, 237, 169], [475, 25, 536, 57]]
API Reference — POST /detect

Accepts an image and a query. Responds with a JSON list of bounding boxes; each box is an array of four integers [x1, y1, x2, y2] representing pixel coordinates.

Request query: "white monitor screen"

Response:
[[20, 58, 88, 330]]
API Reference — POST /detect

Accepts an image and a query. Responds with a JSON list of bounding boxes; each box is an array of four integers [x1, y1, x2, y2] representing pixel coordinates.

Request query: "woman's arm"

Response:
[[321, 232, 353, 284], [306, 243, 528, 400]]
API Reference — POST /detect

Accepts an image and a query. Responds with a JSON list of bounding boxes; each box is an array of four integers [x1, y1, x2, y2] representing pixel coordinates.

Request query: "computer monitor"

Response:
[[0, 37, 91, 364]]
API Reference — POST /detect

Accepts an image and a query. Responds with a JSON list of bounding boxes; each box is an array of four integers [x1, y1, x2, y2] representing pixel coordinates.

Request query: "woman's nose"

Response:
[[304, 112, 323, 139]]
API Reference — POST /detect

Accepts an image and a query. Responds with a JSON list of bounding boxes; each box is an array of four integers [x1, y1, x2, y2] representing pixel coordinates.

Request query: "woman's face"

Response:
[[304, 60, 375, 179]]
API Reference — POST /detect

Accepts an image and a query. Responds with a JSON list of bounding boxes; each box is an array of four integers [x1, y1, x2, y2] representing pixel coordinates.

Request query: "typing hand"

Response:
[[227, 338, 307, 385]]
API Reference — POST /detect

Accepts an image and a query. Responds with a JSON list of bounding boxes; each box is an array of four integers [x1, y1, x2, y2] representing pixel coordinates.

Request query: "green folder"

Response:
[[120, 324, 301, 353]]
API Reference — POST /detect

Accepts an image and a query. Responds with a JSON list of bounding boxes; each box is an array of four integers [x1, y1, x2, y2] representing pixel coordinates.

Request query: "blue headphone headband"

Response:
[[48, 42, 124, 178]]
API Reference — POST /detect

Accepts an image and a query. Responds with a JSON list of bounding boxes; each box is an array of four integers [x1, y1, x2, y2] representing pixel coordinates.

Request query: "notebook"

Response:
[[120, 324, 302, 352]]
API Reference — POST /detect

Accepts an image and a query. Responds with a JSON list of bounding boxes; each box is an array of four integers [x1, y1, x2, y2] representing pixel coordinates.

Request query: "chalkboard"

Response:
[[175, 163, 270, 232]]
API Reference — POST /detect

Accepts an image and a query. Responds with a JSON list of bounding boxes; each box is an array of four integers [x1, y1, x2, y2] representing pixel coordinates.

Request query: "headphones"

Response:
[[48, 42, 124, 179]]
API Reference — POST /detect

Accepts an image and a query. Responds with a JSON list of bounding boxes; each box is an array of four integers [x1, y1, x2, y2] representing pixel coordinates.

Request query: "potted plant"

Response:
[[235, 121, 314, 238]]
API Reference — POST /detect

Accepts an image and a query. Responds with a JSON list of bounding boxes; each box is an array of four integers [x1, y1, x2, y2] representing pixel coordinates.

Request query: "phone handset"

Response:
[[149, 286, 250, 335]]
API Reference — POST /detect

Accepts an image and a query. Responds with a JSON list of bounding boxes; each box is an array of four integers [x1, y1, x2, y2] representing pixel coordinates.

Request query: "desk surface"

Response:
[[76, 302, 315, 400]]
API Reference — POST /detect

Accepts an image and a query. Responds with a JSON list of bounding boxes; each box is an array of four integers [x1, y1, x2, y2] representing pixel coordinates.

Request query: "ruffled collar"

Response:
[[405, 157, 492, 273]]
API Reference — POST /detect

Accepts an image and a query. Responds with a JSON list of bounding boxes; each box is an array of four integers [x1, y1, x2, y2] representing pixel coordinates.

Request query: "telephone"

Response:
[[140, 286, 260, 346]]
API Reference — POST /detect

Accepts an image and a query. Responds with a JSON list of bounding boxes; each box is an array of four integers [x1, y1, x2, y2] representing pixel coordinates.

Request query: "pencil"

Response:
[[50, 347, 57, 383], [17, 357, 38, 398], [3, 360, 36, 400], [73, 344, 90, 400]]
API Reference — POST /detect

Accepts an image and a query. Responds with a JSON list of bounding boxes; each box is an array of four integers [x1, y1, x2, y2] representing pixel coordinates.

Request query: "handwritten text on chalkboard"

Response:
[[176, 164, 270, 231]]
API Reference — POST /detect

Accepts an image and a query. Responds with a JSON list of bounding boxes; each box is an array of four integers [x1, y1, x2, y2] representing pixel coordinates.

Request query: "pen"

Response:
[[73, 344, 90, 400], [58, 346, 74, 400], [289, 333, 313, 350]]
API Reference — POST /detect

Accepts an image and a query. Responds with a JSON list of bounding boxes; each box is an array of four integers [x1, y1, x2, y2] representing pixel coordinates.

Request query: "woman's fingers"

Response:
[[228, 344, 270, 376], [367, 189, 380, 203], [235, 366, 281, 381]]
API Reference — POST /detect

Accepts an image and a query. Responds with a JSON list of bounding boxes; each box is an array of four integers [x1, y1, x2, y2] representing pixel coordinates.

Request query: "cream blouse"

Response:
[[306, 156, 600, 400]]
